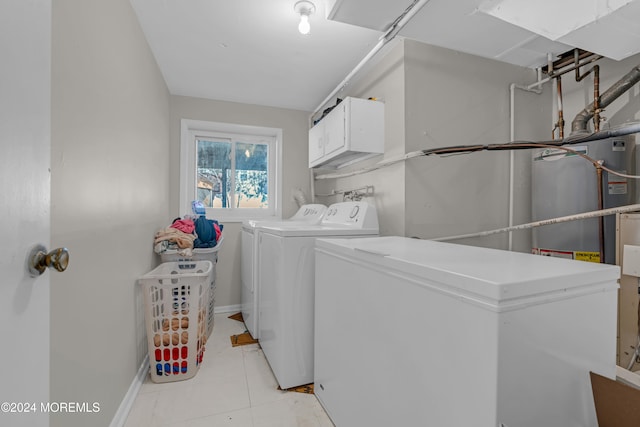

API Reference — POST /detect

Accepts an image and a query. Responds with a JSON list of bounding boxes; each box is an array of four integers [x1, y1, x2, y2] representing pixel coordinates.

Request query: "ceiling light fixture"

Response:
[[294, 1, 315, 35]]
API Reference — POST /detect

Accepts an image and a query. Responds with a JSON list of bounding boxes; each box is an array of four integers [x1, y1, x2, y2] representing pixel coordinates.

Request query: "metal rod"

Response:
[[315, 185, 374, 197]]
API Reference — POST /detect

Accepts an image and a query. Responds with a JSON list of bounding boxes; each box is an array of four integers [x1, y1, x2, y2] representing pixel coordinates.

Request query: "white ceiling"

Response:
[[130, 0, 640, 113], [129, 0, 382, 112]]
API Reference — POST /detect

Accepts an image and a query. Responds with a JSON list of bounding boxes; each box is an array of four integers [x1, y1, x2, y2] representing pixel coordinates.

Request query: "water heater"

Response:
[[532, 136, 636, 264]]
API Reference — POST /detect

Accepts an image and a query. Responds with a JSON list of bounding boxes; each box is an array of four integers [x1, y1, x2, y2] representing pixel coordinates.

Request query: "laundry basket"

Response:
[[159, 235, 223, 337], [139, 261, 212, 383]]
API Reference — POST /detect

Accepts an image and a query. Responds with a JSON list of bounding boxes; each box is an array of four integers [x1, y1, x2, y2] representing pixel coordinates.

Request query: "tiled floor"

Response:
[[125, 313, 334, 427]]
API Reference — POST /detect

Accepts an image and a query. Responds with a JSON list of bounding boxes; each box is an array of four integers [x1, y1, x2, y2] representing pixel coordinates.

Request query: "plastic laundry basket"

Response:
[[139, 261, 212, 383], [159, 235, 223, 337], [159, 236, 224, 263]]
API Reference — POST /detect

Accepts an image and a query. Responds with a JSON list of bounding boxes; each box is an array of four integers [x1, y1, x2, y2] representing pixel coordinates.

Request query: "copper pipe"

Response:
[[556, 76, 564, 139], [596, 163, 605, 263], [548, 54, 602, 80], [575, 49, 595, 82], [574, 50, 602, 132], [572, 63, 640, 135], [542, 49, 596, 74], [593, 65, 601, 132]]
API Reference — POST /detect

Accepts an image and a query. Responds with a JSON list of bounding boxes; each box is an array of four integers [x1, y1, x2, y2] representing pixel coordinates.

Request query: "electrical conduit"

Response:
[[311, 0, 432, 118]]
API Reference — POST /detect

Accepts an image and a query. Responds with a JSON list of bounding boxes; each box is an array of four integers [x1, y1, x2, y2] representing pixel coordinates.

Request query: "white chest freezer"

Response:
[[314, 236, 620, 427]]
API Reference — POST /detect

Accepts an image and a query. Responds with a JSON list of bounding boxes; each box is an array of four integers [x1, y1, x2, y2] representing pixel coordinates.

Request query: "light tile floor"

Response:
[[125, 313, 334, 427]]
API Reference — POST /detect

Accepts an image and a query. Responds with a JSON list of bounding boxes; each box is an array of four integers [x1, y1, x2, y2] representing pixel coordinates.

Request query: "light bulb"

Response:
[[298, 14, 310, 35]]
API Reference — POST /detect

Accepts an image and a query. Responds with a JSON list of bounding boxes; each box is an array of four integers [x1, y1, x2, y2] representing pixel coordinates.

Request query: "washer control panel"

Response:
[[322, 202, 375, 227], [289, 204, 327, 222]]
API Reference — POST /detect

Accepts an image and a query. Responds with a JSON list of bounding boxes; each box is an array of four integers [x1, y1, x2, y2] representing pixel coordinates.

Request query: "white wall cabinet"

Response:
[[309, 97, 384, 168]]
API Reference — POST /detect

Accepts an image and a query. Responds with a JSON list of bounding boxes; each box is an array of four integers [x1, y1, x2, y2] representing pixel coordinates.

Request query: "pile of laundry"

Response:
[[154, 215, 223, 257]]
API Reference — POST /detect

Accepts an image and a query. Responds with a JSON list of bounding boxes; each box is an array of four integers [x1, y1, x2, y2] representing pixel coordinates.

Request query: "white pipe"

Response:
[[432, 204, 640, 242], [508, 71, 544, 251], [527, 75, 552, 91], [312, 0, 432, 117], [509, 84, 518, 251], [313, 37, 386, 116], [382, 0, 431, 40], [314, 150, 425, 180], [309, 168, 316, 202]]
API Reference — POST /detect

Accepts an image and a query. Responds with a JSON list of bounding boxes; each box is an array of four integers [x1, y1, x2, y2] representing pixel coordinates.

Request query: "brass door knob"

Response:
[[28, 245, 70, 277]]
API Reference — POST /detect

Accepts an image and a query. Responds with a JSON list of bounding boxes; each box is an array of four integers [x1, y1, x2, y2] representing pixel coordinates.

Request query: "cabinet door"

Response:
[[322, 103, 346, 157], [308, 122, 325, 164]]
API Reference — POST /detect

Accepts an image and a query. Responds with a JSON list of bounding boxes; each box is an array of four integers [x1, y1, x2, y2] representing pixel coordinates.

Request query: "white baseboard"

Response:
[[109, 305, 240, 426], [214, 304, 242, 314], [109, 355, 149, 427]]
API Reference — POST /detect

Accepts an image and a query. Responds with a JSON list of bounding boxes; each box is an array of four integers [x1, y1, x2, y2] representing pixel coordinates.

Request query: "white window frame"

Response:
[[180, 119, 282, 222]]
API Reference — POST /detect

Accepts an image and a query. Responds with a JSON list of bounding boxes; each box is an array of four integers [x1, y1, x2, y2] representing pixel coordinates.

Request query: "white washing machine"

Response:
[[240, 204, 326, 339], [256, 201, 379, 389]]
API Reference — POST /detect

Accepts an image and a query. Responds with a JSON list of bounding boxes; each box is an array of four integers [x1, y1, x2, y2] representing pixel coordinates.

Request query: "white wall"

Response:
[[51, 1, 171, 426], [169, 96, 312, 309]]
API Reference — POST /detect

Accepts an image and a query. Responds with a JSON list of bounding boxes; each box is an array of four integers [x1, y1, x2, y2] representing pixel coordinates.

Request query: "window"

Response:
[[180, 119, 282, 221]]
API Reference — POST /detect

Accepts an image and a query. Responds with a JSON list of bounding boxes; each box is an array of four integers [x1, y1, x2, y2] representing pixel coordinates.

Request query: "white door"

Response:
[[0, 2, 51, 426]]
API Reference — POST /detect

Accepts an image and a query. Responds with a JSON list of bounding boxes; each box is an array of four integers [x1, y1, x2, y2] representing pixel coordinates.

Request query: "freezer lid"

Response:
[[315, 236, 620, 303]]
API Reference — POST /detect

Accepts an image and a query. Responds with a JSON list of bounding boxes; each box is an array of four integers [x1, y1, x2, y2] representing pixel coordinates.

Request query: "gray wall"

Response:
[[313, 40, 407, 237], [403, 39, 551, 252], [318, 38, 551, 253], [170, 96, 312, 308], [51, 1, 170, 426]]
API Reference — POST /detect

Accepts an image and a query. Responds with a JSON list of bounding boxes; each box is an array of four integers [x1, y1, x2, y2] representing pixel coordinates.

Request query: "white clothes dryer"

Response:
[[240, 204, 326, 339], [256, 201, 379, 389]]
